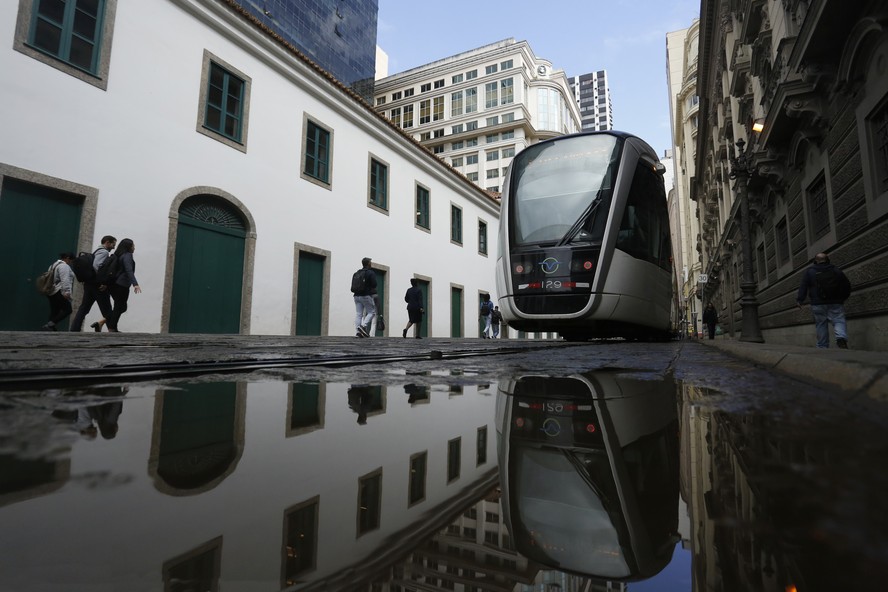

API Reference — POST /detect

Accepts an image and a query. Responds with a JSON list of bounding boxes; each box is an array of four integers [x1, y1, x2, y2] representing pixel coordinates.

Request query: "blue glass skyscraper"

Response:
[[238, 0, 378, 102]]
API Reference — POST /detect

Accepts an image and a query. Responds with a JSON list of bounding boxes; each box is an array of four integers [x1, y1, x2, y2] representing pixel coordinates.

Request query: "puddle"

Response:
[[0, 368, 885, 590]]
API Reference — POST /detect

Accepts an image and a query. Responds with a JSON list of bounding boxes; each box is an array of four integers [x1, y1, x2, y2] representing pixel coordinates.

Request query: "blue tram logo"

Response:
[[540, 257, 560, 274]]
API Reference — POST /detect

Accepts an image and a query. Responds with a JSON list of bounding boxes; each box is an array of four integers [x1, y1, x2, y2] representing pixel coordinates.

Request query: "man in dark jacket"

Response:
[[352, 257, 377, 338], [702, 303, 718, 340], [796, 253, 852, 349]]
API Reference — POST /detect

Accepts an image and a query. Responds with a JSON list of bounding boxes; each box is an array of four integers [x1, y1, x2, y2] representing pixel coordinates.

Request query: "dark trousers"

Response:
[[107, 284, 131, 331], [706, 322, 716, 339], [69, 282, 114, 331], [46, 292, 72, 326]]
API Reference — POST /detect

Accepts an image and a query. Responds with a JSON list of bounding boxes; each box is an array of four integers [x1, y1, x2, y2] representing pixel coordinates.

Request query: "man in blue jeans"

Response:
[[796, 253, 852, 349]]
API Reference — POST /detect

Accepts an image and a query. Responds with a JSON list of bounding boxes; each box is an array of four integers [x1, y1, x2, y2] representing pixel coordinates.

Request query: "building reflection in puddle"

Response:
[[5, 368, 860, 590]]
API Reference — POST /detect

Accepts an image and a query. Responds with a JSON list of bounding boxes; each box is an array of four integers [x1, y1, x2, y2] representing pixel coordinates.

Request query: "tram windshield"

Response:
[[511, 134, 622, 246], [512, 446, 630, 576]]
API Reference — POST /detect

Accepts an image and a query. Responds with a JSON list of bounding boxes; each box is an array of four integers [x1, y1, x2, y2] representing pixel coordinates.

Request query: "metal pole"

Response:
[[730, 139, 764, 343]]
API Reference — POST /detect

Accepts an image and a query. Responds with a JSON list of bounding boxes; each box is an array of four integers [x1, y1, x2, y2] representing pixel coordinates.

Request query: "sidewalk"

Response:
[[697, 337, 888, 402]]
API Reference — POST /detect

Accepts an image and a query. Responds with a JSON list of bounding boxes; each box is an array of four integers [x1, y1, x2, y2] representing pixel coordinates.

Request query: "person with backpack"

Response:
[[796, 252, 852, 349], [479, 293, 493, 338], [351, 257, 377, 338], [69, 235, 117, 332], [104, 238, 141, 333], [490, 305, 503, 338], [402, 278, 424, 338], [40, 252, 76, 331]]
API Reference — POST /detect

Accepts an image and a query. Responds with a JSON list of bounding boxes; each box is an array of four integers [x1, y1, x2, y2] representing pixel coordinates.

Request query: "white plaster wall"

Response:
[[0, 0, 499, 336]]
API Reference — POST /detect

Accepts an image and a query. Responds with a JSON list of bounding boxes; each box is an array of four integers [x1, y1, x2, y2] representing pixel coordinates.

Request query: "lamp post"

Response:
[[728, 138, 764, 342]]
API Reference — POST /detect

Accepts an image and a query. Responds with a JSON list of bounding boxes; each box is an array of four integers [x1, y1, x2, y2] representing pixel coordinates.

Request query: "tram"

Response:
[[495, 131, 673, 340], [495, 372, 680, 581]]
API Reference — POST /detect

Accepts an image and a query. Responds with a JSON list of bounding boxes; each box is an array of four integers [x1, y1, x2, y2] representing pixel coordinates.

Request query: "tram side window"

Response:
[[616, 163, 670, 270]]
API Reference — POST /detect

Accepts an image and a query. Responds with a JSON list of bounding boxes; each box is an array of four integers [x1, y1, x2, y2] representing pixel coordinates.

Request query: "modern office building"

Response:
[[666, 21, 702, 336], [0, 0, 498, 337], [567, 69, 613, 131], [373, 39, 582, 194], [237, 0, 379, 102], [692, 1, 888, 349]]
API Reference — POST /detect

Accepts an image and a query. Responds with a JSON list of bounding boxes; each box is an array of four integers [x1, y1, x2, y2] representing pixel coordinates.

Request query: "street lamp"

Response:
[[728, 138, 764, 342]]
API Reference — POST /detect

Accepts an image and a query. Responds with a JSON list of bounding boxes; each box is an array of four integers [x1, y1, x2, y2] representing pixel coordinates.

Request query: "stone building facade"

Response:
[[694, 0, 888, 350]]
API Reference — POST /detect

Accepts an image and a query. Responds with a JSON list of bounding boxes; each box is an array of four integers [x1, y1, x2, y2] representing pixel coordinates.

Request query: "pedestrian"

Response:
[[347, 385, 372, 424], [479, 293, 493, 338], [796, 252, 852, 349], [105, 238, 141, 333], [40, 252, 76, 331], [490, 305, 503, 338], [69, 235, 117, 332], [351, 257, 376, 338], [402, 278, 424, 338], [702, 303, 718, 340]]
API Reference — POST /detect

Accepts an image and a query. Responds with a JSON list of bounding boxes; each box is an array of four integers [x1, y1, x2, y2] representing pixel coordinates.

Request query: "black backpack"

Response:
[[480, 301, 491, 315], [351, 268, 368, 294], [813, 267, 844, 300], [95, 254, 120, 285], [71, 249, 101, 283]]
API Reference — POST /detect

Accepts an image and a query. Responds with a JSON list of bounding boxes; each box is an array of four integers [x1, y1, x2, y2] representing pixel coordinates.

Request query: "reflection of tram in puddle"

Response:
[[496, 372, 680, 582]]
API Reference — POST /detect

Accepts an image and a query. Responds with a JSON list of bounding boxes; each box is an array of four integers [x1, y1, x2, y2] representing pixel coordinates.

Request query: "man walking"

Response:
[[479, 294, 493, 338], [796, 253, 852, 348], [70, 235, 117, 332], [351, 257, 377, 338], [490, 306, 503, 338]]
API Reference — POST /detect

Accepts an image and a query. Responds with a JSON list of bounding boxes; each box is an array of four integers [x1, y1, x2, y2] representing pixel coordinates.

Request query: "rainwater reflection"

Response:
[[0, 369, 882, 590]]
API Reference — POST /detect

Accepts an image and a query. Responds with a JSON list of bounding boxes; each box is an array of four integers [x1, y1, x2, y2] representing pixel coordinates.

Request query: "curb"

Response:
[[698, 339, 888, 402]]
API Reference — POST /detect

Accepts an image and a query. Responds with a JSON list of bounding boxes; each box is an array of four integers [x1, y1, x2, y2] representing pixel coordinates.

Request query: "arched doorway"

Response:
[[169, 195, 247, 334]]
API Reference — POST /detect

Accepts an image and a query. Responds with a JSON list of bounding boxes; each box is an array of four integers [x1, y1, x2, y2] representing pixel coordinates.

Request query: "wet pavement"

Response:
[[1, 332, 887, 591]]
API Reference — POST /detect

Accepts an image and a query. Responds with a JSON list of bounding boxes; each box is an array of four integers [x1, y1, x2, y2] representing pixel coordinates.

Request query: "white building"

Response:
[[373, 39, 581, 194], [0, 0, 500, 338], [567, 69, 614, 132], [666, 21, 702, 335]]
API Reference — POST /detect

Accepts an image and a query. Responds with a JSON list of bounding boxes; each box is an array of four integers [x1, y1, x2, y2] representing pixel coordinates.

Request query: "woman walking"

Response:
[[106, 238, 141, 332]]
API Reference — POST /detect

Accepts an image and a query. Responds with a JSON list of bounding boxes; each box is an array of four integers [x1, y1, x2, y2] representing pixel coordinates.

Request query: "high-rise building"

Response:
[[666, 21, 701, 337], [374, 39, 582, 194], [568, 70, 613, 131], [237, 0, 379, 101]]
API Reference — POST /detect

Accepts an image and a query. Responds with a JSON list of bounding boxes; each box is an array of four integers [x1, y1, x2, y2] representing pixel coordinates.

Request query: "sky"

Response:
[[376, 0, 700, 156]]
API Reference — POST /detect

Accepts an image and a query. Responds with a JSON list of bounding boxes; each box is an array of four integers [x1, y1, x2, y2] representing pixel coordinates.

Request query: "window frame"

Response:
[[450, 203, 463, 246], [478, 220, 488, 256], [301, 114, 334, 189], [408, 452, 428, 507], [415, 183, 431, 232], [356, 468, 383, 536], [800, 147, 836, 257], [367, 155, 389, 213], [196, 51, 252, 152], [14, 0, 118, 89], [447, 437, 461, 483]]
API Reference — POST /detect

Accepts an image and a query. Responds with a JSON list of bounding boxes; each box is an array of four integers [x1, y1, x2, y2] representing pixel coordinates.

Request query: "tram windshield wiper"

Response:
[[558, 190, 604, 246]]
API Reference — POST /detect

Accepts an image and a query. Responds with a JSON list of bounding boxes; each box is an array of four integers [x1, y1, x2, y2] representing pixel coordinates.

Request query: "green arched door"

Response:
[[170, 196, 246, 334]]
